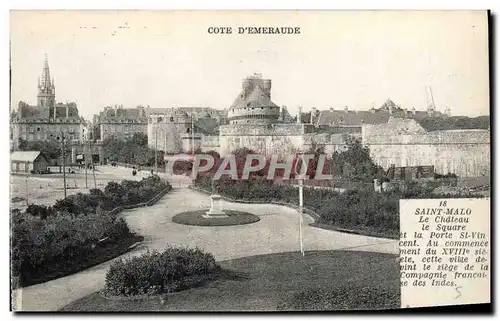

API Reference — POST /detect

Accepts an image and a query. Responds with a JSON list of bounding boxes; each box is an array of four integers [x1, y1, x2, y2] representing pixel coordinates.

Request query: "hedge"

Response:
[[104, 247, 218, 297], [11, 211, 132, 286], [11, 175, 172, 287], [194, 176, 482, 237]]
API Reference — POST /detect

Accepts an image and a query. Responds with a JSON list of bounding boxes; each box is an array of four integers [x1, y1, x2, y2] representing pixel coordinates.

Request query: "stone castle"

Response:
[[157, 73, 490, 178]]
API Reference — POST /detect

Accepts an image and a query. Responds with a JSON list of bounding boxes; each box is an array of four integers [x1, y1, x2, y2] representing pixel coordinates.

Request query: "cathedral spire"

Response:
[[40, 54, 52, 90], [37, 54, 56, 110]]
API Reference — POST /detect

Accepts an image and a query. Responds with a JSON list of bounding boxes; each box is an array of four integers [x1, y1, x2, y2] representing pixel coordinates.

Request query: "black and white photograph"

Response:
[[8, 10, 491, 312]]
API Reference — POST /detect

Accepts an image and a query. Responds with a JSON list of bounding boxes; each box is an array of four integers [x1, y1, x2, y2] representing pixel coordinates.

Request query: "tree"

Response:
[[102, 133, 152, 164], [417, 116, 490, 131], [18, 138, 69, 160], [329, 140, 385, 182]]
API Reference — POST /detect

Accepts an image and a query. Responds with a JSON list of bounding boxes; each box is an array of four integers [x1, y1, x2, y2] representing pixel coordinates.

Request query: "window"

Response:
[[170, 117, 174, 122]]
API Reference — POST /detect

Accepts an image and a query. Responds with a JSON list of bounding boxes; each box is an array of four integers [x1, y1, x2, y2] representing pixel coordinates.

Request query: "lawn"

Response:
[[61, 250, 400, 312]]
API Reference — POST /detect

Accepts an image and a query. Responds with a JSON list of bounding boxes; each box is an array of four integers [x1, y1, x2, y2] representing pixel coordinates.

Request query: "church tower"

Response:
[[37, 54, 56, 118]]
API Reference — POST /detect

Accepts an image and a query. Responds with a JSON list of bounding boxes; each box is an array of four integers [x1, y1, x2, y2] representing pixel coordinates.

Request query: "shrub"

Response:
[[11, 174, 172, 286], [11, 211, 133, 286], [53, 198, 79, 215], [26, 204, 54, 219], [104, 247, 218, 296], [195, 175, 480, 237]]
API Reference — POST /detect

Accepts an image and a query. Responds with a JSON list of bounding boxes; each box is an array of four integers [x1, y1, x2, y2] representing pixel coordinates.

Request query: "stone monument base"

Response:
[[203, 194, 228, 218], [203, 209, 229, 219]]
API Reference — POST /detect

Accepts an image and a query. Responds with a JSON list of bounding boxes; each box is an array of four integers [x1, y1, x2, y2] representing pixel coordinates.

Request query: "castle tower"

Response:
[[228, 74, 280, 125], [37, 55, 56, 118]]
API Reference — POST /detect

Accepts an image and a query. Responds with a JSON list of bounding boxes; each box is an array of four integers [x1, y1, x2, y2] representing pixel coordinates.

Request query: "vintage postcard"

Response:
[[9, 10, 490, 312]]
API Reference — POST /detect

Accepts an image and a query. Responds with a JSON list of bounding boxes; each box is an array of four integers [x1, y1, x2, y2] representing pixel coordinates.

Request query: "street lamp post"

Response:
[[25, 173, 29, 207], [191, 113, 195, 187], [155, 121, 158, 175], [89, 139, 96, 189], [299, 177, 305, 256], [191, 113, 195, 155], [295, 152, 305, 257], [83, 129, 88, 189], [60, 133, 67, 198]]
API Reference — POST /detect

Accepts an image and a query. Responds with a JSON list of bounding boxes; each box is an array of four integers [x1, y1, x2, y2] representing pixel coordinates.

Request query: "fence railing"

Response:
[[113, 162, 167, 173]]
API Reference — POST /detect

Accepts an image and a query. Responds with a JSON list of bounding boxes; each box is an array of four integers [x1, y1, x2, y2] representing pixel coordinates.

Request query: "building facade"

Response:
[[11, 56, 84, 149], [147, 107, 225, 153], [97, 105, 148, 141]]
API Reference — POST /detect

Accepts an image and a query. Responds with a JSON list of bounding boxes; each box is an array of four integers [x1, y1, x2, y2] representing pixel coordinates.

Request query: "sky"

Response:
[[10, 10, 490, 120]]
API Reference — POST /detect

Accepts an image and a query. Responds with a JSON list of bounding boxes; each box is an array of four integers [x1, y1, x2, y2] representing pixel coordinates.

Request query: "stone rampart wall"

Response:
[[200, 135, 220, 152], [219, 123, 306, 136], [363, 128, 490, 177]]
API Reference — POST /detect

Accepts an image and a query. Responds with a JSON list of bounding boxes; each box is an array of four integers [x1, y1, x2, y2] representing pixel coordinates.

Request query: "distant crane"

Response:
[[424, 86, 437, 113]]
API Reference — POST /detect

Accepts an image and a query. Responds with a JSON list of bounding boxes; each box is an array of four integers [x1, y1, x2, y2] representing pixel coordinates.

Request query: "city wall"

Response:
[[148, 122, 188, 153], [218, 124, 352, 158], [219, 124, 307, 158], [362, 118, 490, 177], [200, 135, 220, 152]]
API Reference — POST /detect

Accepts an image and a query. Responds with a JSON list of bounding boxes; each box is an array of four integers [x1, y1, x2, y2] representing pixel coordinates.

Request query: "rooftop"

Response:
[[11, 151, 47, 162]]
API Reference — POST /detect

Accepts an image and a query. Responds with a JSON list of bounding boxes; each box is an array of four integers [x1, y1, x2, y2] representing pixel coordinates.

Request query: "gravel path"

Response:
[[12, 169, 398, 311]]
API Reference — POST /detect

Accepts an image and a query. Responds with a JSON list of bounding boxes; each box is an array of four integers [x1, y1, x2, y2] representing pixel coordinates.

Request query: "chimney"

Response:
[[329, 107, 334, 112], [344, 106, 349, 113], [445, 106, 451, 117], [412, 106, 416, 115]]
